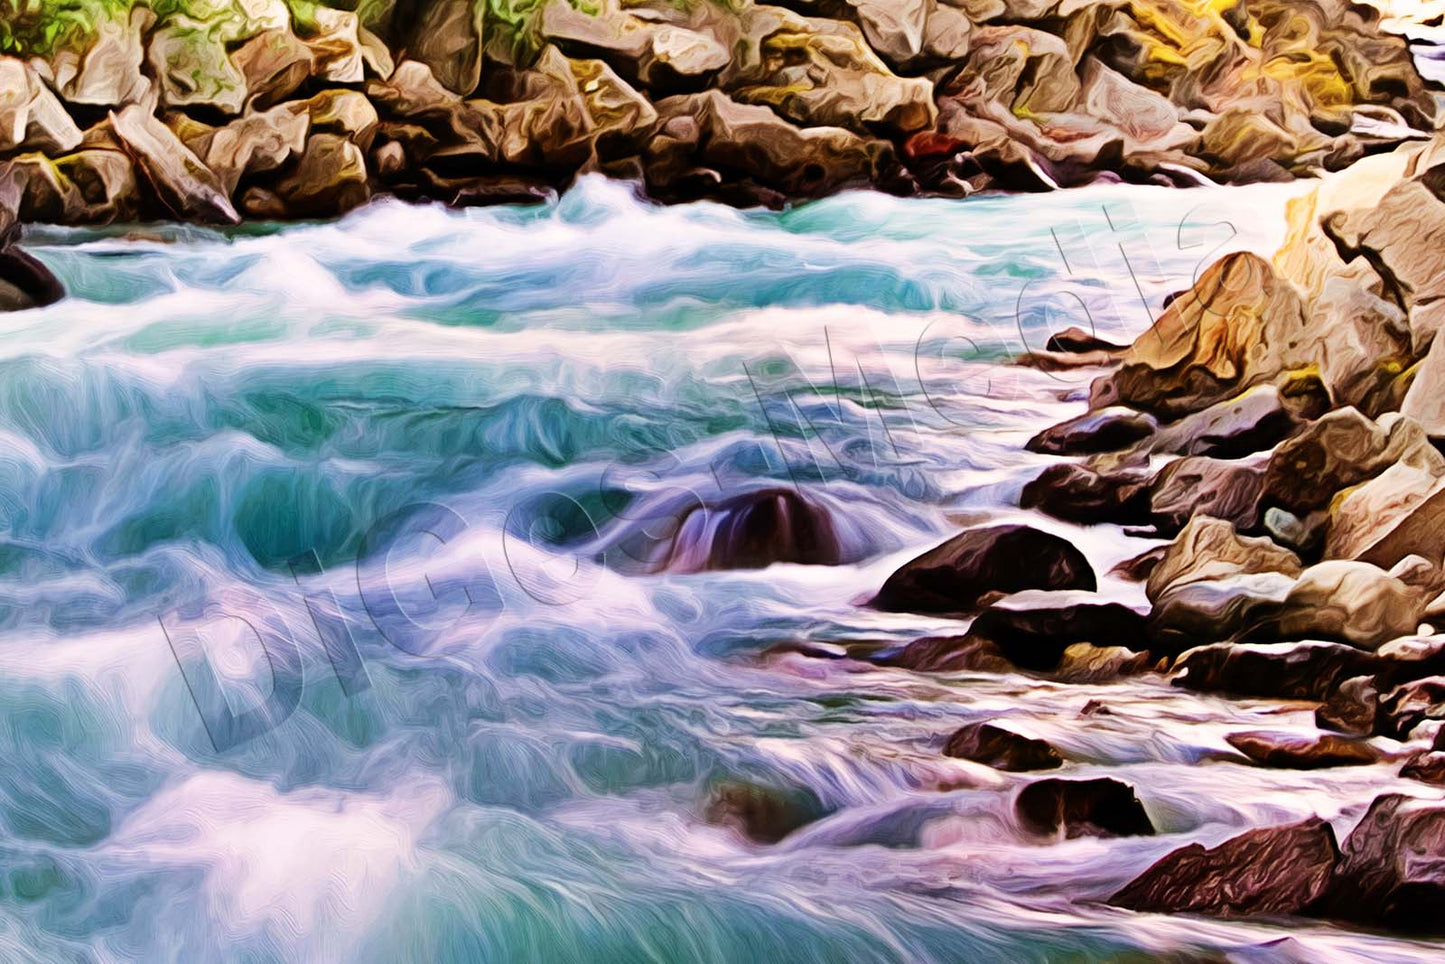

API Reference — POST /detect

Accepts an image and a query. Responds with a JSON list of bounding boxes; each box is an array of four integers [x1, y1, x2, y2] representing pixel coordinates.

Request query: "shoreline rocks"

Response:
[[0, 0, 1439, 233]]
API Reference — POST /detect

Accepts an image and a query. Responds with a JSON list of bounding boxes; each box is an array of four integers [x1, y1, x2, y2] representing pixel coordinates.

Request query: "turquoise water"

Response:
[[3, 177, 1440, 962]]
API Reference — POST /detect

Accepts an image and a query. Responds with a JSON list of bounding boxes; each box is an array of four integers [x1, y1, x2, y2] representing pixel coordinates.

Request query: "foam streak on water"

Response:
[[4, 177, 1440, 962]]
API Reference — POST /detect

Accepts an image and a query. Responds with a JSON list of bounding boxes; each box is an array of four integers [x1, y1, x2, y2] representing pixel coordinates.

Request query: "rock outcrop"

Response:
[[0, 0, 1438, 226]]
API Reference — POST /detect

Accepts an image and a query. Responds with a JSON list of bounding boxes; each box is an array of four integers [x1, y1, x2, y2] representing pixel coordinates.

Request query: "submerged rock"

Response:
[[871, 525, 1094, 617], [666, 488, 843, 573], [1315, 676, 1381, 736], [1015, 777, 1154, 839], [1311, 794, 1445, 932], [889, 634, 1012, 673], [1026, 407, 1156, 456], [703, 779, 831, 844], [1110, 817, 1338, 918], [1019, 462, 1151, 526], [942, 722, 1062, 771], [964, 592, 1148, 672], [1225, 731, 1379, 769], [0, 244, 64, 311]]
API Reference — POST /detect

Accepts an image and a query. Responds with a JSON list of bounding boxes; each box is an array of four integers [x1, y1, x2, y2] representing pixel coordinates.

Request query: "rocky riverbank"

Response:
[[0, 0, 1441, 229]]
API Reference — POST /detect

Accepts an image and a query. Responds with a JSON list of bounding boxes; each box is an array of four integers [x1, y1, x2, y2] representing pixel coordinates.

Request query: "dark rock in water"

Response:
[[1110, 817, 1339, 917], [1401, 751, 1445, 786], [1026, 407, 1157, 455], [1315, 676, 1380, 736], [1079, 699, 1112, 717], [1311, 794, 1445, 932], [889, 634, 1012, 673], [943, 722, 1062, 771], [1015, 777, 1155, 839], [0, 245, 64, 311], [965, 593, 1149, 672], [1044, 327, 1125, 354], [703, 780, 831, 844], [1020, 463, 1152, 526], [870, 524, 1095, 617], [1173, 642, 1380, 701], [667, 488, 842, 572], [1225, 730, 1379, 769], [1376, 676, 1445, 740]]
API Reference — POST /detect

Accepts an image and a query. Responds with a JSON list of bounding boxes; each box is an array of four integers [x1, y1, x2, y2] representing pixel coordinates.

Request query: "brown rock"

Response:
[[232, 28, 314, 110], [1016, 777, 1154, 839], [1148, 456, 1266, 536], [1311, 794, 1445, 931], [1325, 463, 1445, 570], [1020, 461, 1152, 526], [274, 133, 370, 218], [964, 592, 1149, 671], [942, 721, 1062, 771], [664, 487, 843, 572], [1225, 730, 1378, 769], [1315, 675, 1380, 736], [1146, 515, 1303, 604], [0, 58, 82, 154], [1401, 751, 1445, 786], [1149, 385, 1298, 459], [1173, 641, 1379, 701], [704, 780, 830, 844], [871, 524, 1095, 616], [1110, 817, 1339, 917], [109, 104, 239, 224], [1026, 406, 1157, 456]]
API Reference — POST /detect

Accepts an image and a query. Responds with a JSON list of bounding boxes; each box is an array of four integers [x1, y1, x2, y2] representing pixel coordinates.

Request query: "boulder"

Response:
[[1376, 676, 1445, 740], [871, 524, 1095, 616], [147, 16, 249, 116], [889, 634, 1012, 673], [0, 58, 82, 154], [1270, 560, 1426, 651], [288, 90, 379, 149], [1146, 516, 1303, 604], [703, 779, 831, 844], [54, 8, 153, 107], [231, 28, 314, 110], [727, 5, 936, 137], [273, 133, 370, 218], [1026, 406, 1157, 455], [397, 0, 485, 95], [664, 487, 843, 572], [1147, 456, 1266, 536], [1149, 571, 1294, 651], [963, 592, 1149, 671], [1326, 463, 1445, 570], [109, 104, 240, 224], [540, 0, 730, 94], [1303, 274, 1412, 412], [0, 245, 65, 312], [1052, 642, 1155, 682], [1, 149, 141, 224], [1262, 409, 1444, 517], [201, 104, 309, 196], [1111, 545, 1167, 582], [1149, 386, 1298, 459], [1019, 462, 1152, 526], [305, 7, 368, 84], [942, 722, 1062, 771], [1173, 641, 1379, 700], [1402, 328, 1445, 440], [1015, 777, 1155, 839], [1110, 817, 1339, 917], [1045, 327, 1126, 355], [1316, 676, 1380, 736], [646, 90, 893, 202], [1401, 752, 1445, 786], [1225, 730, 1379, 769], [1311, 794, 1445, 932], [1092, 253, 1312, 419]]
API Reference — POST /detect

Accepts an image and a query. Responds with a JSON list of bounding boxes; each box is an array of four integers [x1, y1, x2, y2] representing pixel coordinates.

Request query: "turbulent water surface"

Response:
[[5, 177, 1442, 962]]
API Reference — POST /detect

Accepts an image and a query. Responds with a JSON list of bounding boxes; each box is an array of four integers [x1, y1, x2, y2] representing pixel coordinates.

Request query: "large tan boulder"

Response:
[[1093, 252, 1312, 418], [231, 28, 314, 110], [1327, 461, 1445, 569], [273, 133, 370, 217], [399, 0, 485, 95], [0, 58, 82, 154], [202, 104, 310, 196], [1274, 560, 1426, 650], [109, 104, 239, 224], [1146, 515, 1303, 603]]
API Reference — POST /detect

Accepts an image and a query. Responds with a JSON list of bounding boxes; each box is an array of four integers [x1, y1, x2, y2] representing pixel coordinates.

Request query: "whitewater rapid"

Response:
[[3, 176, 1441, 962]]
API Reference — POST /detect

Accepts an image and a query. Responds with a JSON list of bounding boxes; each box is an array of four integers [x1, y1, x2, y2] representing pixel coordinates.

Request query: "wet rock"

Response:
[[1401, 751, 1445, 786], [109, 104, 239, 224], [1149, 571, 1295, 652], [1053, 642, 1155, 683], [889, 634, 1011, 673], [1311, 794, 1445, 932], [1147, 456, 1266, 536], [1092, 253, 1311, 420], [665, 487, 842, 573], [1110, 817, 1339, 917], [964, 592, 1148, 672], [1019, 462, 1151, 526], [1044, 327, 1125, 355], [1026, 407, 1157, 456], [0, 245, 64, 312], [942, 722, 1062, 771], [1150, 386, 1299, 459], [1326, 460, 1445, 572], [1316, 676, 1380, 736], [1146, 516, 1303, 604], [1015, 778, 1154, 839], [1375, 633, 1445, 687], [703, 780, 831, 844], [1225, 730, 1379, 769], [1376, 676, 1445, 740], [1173, 641, 1380, 701], [871, 525, 1095, 617]]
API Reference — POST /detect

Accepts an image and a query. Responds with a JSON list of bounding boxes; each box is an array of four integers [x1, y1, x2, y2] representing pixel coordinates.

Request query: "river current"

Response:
[[4, 176, 1442, 962]]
